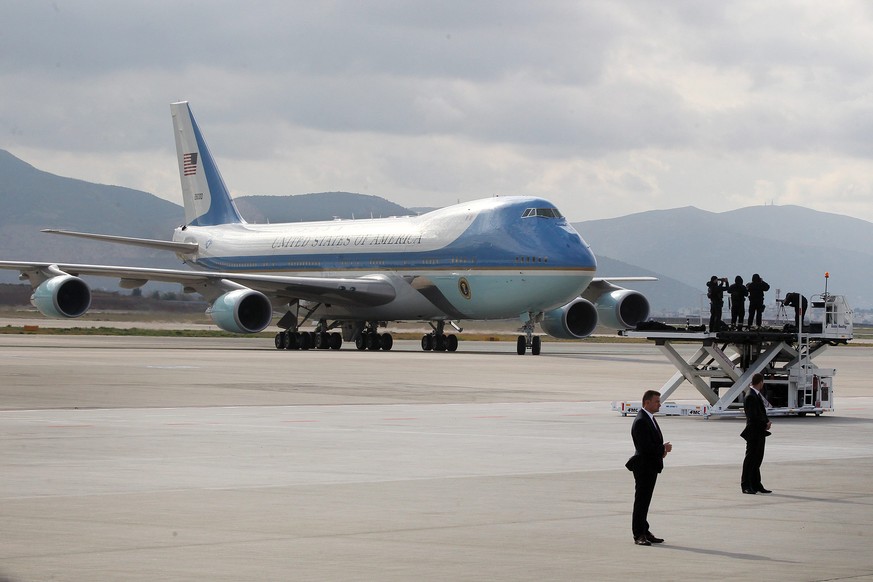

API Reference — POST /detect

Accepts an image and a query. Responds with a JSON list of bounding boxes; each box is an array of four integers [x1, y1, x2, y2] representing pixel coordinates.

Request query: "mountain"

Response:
[[0, 149, 184, 276], [594, 255, 699, 313], [0, 150, 417, 285], [1, 148, 870, 310], [573, 206, 873, 308]]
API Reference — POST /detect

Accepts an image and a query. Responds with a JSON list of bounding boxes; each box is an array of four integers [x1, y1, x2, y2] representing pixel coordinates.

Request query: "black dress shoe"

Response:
[[645, 533, 664, 544], [634, 536, 652, 546], [742, 487, 757, 494], [755, 486, 772, 494]]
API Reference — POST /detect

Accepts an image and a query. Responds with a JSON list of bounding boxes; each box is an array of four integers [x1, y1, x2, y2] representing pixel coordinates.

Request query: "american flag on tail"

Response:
[[183, 153, 198, 176]]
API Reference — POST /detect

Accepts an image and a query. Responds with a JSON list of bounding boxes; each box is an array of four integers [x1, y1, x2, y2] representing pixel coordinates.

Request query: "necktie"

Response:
[[651, 414, 662, 438]]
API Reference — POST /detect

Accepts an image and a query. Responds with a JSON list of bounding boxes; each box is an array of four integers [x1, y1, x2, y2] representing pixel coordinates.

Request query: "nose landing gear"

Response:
[[516, 317, 542, 355]]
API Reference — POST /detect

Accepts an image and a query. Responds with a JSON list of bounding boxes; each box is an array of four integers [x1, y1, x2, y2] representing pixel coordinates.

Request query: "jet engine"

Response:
[[30, 275, 91, 318], [207, 289, 273, 333], [593, 288, 650, 330], [541, 298, 598, 339], [541, 284, 651, 339]]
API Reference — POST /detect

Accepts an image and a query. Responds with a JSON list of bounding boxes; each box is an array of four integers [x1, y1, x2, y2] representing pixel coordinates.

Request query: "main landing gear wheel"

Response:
[[276, 329, 343, 351], [421, 333, 458, 352], [356, 332, 393, 351], [310, 332, 343, 350]]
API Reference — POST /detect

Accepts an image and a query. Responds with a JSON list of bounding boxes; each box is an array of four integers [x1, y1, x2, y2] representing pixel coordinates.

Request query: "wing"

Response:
[[40, 229, 199, 254], [0, 261, 396, 307], [591, 276, 658, 283], [584, 277, 656, 298]]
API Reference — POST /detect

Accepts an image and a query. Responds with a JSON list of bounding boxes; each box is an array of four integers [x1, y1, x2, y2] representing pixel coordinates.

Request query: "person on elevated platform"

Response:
[[707, 276, 729, 332], [727, 275, 748, 330], [783, 292, 808, 329], [746, 274, 770, 328]]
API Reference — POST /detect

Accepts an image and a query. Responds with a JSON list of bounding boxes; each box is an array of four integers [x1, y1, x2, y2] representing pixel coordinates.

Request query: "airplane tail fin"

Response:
[[170, 101, 245, 227]]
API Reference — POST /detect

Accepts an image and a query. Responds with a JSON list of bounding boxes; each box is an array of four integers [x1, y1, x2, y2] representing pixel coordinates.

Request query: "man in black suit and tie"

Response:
[[741, 373, 772, 494], [627, 390, 672, 546]]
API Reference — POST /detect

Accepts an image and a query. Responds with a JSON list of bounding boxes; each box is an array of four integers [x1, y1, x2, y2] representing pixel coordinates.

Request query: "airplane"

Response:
[[0, 101, 652, 355]]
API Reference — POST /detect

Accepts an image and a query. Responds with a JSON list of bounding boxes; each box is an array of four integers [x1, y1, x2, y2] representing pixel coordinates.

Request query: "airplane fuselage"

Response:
[[174, 196, 597, 321]]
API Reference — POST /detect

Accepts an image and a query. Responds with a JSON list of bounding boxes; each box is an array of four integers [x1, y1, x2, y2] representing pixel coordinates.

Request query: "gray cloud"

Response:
[[2, 0, 873, 222]]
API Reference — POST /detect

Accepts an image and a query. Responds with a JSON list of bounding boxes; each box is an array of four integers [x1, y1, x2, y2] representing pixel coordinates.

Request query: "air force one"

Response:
[[0, 102, 652, 355]]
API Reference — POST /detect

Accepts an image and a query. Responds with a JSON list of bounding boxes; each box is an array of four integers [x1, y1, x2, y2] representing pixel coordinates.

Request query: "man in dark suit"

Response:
[[627, 390, 672, 546], [741, 373, 772, 494]]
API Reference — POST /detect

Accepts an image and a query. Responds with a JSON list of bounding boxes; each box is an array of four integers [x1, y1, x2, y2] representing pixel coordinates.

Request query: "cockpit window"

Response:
[[522, 207, 564, 219]]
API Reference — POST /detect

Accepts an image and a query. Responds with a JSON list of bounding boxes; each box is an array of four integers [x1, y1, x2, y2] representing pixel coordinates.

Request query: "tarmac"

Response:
[[1, 334, 872, 581]]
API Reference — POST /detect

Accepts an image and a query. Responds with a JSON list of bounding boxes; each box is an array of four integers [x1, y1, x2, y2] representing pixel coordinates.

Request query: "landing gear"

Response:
[[353, 328, 393, 351], [421, 333, 458, 352], [274, 329, 343, 351], [420, 321, 458, 352], [314, 332, 342, 350], [516, 335, 541, 355], [516, 316, 543, 355]]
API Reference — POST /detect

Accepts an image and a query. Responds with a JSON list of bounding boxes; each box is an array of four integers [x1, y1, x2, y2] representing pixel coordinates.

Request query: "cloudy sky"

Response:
[[3, 1, 873, 222]]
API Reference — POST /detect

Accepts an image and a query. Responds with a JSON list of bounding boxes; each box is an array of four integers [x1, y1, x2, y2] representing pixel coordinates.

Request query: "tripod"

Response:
[[775, 299, 787, 321]]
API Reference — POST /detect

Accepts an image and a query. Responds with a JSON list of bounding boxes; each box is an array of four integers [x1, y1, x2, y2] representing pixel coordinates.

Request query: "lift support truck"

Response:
[[612, 293, 853, 418]]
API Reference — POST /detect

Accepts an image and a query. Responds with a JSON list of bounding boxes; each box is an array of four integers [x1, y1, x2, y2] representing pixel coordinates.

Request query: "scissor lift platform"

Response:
[[612, 294, 852, 418]]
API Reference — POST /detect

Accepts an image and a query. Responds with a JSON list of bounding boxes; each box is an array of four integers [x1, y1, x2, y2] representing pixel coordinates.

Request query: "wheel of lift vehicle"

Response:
[[531, 336, 541, 356], [434, 334, 447, 352], [355, 334, 367, 350], [275, 332, 287, 350], [516, 335, 526, 355], [421, 334, 433, 351], [446, 334, 458, 352], [380, 333, 394, 351], [367, 332, 381, 351], [330, 332, 343, 350]]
